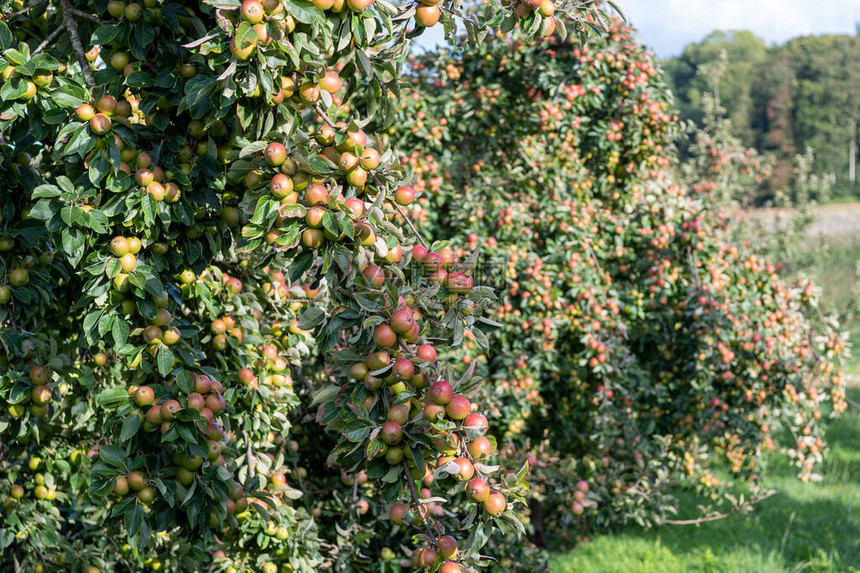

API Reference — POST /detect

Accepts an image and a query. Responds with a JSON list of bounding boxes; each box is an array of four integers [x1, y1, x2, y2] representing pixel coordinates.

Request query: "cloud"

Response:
[[626, 0, 858, 56]]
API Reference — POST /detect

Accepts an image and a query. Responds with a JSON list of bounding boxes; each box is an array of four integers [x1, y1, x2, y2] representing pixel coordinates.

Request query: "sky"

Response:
[[414, 0, 859, 58], [624, 0, 859, 57]]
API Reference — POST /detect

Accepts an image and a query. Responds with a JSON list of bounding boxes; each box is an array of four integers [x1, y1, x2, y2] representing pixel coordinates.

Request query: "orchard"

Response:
[[0, 0, 849, 571], [395, 17, 846, 552]]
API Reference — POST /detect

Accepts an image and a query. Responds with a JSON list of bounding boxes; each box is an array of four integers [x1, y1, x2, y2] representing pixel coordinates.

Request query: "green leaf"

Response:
[[99, 445, 128, 468], [112, 318, 130, 347], [282, 0, 325, 24], [98, 387, 130, 408], [156, 347, 175, 376], [91, 25, 122, 45], [0, 22, 12, 50], [311, 385, 339, 407], [121, 413, 141, 442], [297, 306, 325, 330]]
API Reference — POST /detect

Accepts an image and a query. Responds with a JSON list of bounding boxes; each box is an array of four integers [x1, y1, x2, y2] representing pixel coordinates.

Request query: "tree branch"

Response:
[[312, 103, 337, 129], [71, 8, 107, 25], [3, 0, 45, 19], [59, 0, 96, 89], [401, 459, 437, 541], [33, 25, 64, 56]]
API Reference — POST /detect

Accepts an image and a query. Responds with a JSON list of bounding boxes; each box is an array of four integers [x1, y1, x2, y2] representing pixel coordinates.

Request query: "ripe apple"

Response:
[[134, 386, 155, 406], [381, 421, 402, 445], [428, 381, 453, 405], [445, 395, 470, 420], [415, 4, 440, 26], [465, 477, 490, 502], [437, 535, 458, 559], [483, 490, 506, 516]]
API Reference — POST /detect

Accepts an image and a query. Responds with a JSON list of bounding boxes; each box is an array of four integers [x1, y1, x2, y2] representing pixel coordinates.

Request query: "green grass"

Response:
[[548, 391, 860, 572]]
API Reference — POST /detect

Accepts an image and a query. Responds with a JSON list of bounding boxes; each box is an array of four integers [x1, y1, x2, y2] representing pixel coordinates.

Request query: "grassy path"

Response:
[[548, 390, 860, 572]]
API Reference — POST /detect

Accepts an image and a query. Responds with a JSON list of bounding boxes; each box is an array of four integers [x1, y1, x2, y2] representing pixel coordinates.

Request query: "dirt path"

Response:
[[750, 202, 860, 237]]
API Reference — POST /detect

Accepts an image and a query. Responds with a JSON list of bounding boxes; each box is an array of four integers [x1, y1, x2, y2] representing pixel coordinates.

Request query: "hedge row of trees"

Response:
[[665, 30, 860, 198], [0, 2, 849, 573]]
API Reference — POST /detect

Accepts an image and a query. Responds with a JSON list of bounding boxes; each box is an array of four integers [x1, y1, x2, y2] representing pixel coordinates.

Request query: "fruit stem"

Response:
[[401, 459, 437, 541], [59, 0, 96, 88]]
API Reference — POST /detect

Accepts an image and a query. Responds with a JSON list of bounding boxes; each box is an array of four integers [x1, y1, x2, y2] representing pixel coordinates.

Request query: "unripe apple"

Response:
[[387, 403, 410, 425], [107, 0, 126, 17], [346, 167, 367, 188], [298, 82, 320, 104], [29, 365, 48, 383], [113, 476, 129, 496], [385, 446, 404, 464], [229, 36, 256, 60], [240, 0, 265, 23], [127, 470, 147, 491], [31, 386, 52, 405], [366, 350, 390, 371], [301, 228, 324, 248]]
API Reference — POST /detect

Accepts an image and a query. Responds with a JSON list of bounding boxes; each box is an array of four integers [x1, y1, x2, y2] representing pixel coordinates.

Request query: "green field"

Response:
[[548, 388, 860, 572], [549, 229, 860, 572]]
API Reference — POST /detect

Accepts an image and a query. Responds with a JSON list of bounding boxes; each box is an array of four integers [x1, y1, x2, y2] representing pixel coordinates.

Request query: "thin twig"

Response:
[[33, 25, 64, 55], [71, 8, 107, 25], [389, 200, 429, 249], [3, 0, 44, 19], [59, 0, 96, 89], [312, 103, 337, 129]]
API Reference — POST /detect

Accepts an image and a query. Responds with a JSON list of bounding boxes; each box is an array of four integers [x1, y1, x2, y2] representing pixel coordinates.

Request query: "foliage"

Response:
[[666, 30, 860, 197], [392, 18, 847, 552], [0, 0, 618, 571]]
